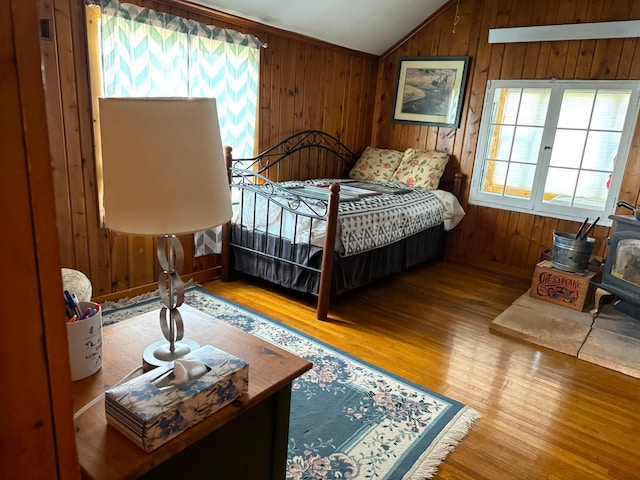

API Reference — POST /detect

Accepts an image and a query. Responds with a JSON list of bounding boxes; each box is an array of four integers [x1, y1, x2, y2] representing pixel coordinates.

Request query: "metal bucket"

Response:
[[551, 231, 596, 273]]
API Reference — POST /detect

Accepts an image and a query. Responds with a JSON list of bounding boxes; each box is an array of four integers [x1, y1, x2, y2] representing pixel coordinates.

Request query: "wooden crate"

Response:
[[530, 260, 596, 311]]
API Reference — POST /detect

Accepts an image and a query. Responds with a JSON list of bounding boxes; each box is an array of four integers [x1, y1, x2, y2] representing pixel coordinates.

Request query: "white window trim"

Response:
[[469, 79, 640, 227]]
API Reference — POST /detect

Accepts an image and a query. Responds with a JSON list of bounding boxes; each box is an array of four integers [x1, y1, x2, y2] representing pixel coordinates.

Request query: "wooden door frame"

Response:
[[1, 1, 79, 478]]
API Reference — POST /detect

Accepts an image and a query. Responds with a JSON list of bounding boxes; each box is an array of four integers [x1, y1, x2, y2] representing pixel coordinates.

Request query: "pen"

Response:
[[71, 293, 83, 317], [65, 302, 75, 319], [64, 290, 82, 318]]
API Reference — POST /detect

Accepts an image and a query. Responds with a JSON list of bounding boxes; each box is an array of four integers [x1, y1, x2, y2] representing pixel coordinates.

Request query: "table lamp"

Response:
[[99, 97, 232, 369]]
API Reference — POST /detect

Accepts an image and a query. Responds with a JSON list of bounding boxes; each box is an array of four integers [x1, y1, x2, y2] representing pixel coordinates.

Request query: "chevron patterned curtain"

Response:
[[99, 0, 261, 255]]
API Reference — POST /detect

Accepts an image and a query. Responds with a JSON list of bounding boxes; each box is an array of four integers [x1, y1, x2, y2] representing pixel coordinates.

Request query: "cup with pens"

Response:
[[65, 290, 103, 381]]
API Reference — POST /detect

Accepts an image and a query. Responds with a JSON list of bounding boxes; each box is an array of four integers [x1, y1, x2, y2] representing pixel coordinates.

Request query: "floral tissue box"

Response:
[[105, 344, 249, 452]]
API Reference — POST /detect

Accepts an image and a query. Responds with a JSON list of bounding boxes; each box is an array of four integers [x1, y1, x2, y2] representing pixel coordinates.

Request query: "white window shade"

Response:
[[470, 79, 640, 225]]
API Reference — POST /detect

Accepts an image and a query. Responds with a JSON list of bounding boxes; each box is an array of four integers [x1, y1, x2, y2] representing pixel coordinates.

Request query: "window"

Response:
[[92, 0, 261, 156], [86, 0, 261, 253], [470, 80, 640, 226]]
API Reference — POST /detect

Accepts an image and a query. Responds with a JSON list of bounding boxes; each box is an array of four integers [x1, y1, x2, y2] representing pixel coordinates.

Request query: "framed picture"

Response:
[[392, 56, 470, 128]]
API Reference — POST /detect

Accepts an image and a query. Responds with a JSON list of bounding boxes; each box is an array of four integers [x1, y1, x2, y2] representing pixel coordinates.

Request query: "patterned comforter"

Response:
[[232, 179, 463, 258]]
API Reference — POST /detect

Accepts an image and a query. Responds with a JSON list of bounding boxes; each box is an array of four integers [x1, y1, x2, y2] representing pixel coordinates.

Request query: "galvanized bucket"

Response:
[[551, 231, 595, 273]]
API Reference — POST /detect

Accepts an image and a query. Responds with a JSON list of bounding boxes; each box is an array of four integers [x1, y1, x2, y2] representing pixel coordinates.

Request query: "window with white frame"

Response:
[[469, 80, 640, 226]]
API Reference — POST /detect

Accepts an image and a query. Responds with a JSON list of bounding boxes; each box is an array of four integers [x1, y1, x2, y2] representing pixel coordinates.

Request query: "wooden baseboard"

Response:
[[92, 267, 220, 303]]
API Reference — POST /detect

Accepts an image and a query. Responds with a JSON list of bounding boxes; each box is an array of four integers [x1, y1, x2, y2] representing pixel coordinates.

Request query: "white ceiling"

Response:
[[192, 0, 450, 55]]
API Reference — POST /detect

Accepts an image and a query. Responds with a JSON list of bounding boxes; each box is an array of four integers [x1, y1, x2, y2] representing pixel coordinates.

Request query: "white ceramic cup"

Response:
[[66, 301, 103, 381]]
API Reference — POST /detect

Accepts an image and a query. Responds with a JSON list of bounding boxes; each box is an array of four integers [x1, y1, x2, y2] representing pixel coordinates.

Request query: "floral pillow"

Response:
[[348, 146, 404, 181], [390, 148, 450, 189]]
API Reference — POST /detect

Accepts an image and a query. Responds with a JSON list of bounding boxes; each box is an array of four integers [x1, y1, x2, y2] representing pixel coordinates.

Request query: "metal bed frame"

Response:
[[221, 130, 461, 320]]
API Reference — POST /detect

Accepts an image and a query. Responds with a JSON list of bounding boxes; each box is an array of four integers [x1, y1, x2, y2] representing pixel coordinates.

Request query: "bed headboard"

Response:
[[227, 130, 355, 182], [440, 173, 463, 199], [224, 129, 463, 198]]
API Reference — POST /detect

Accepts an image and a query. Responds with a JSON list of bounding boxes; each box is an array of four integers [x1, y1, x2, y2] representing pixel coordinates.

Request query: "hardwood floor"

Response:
[[201, 260, 640, 480]]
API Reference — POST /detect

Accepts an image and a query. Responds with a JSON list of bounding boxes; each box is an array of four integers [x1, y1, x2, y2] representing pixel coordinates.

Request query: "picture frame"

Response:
[[392, 56, 470, 128]]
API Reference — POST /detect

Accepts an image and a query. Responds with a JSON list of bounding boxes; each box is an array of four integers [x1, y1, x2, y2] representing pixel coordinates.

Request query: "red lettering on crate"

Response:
[[536, 271, 582, 304]]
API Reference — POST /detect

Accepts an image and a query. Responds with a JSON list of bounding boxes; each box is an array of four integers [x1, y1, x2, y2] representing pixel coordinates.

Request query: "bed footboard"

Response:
[[222, 171, 339, 321], [222, 131, 354, 320]]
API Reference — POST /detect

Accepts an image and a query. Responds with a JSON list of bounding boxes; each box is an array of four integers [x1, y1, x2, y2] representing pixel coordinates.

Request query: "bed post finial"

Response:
[[221, 146, 233, 282], [224, 146, 233, 179]]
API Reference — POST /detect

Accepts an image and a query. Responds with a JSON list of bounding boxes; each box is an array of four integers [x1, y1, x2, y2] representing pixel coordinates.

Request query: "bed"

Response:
[[220, 130, 464, 320]]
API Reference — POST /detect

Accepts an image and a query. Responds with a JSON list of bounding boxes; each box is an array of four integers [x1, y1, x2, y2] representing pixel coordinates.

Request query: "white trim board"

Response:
[[489, 20, 640, 44]]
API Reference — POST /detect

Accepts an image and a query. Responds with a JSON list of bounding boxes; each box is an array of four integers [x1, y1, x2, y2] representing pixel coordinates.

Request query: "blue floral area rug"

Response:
[[102, 288, 480, 479]]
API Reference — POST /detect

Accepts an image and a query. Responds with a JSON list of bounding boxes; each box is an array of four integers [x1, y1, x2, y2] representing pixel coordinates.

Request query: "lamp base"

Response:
[[142, 338, 200, 371]]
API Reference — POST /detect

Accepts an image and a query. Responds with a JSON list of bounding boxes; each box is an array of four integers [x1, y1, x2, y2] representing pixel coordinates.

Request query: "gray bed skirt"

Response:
[[230, 223, 447, 296]]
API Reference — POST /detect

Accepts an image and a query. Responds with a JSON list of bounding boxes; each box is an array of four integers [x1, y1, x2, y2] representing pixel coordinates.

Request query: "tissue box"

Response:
[[105, 345, 249, 452]]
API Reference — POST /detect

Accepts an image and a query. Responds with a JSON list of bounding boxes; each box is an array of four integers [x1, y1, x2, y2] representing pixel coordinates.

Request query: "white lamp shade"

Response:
[[99, 97, 232, 235]]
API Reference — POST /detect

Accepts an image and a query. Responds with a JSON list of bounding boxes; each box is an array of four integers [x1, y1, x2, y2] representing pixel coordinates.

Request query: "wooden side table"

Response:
[[72, 304, 312, 479]]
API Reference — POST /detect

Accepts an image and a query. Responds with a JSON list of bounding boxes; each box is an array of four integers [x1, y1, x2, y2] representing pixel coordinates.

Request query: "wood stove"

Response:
[[593, 214, 640, 317]]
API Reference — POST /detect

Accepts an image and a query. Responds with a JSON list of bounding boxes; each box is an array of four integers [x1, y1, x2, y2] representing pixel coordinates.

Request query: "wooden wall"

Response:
[[40, 0, 377, 300], [43, 0, 640, 293], [373, 0, 640, 279], [2, 1, 78, 477]]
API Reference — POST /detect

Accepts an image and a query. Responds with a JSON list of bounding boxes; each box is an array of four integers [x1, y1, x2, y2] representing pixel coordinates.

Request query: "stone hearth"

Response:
[[490, 291, 640, 379]]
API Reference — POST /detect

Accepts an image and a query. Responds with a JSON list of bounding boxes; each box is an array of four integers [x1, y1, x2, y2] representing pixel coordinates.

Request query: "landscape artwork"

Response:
[[401, 68, 456, 116], [393, 56, 469, 128]]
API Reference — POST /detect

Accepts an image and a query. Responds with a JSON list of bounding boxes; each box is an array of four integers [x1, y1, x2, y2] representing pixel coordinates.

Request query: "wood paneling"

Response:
[[374, 0, 640, 279], [2, 1, 78, 477], [44, 0, 640, 288], [41, 0, 377, 300], [204, 261, 640, 480]]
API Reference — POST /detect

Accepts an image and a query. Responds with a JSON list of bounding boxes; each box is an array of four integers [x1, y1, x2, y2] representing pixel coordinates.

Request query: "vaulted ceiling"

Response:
[[191, 0, 451, 55]]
